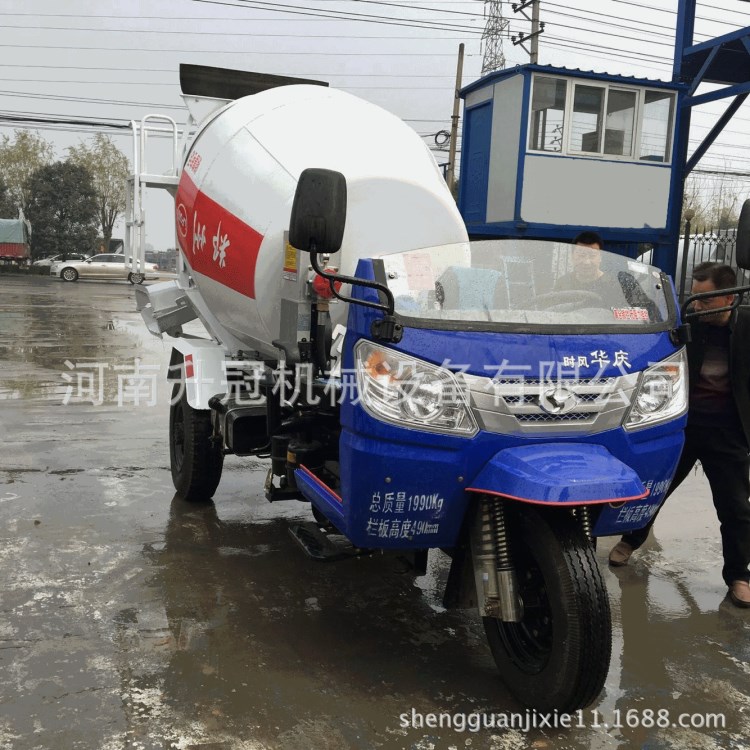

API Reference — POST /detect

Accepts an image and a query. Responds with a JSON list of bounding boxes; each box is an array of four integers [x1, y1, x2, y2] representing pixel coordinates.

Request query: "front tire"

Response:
[[169, 388, 224, 502], [128, 272, 145, 284], [61, 267, 79, 282], [483, 505, 611, 713]]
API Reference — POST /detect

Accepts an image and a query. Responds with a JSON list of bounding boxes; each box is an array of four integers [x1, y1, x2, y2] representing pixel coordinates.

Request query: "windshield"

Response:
[[377, 239, 671, 330]]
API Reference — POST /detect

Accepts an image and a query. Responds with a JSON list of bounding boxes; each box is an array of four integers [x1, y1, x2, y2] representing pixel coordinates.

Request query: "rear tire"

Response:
[[128, 272, 145, 284], [61, 267, 78, 282], [169, 387, 224, 502], [483, 505, 611, 713]]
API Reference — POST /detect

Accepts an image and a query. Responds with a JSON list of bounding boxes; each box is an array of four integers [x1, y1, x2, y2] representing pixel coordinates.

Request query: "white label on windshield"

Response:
[[403, 252, 435, 291], [613, 308, 649, 321]]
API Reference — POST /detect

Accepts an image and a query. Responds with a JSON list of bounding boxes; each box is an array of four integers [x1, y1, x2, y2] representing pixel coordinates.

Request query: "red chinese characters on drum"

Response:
[[175, 170, 264, 299]]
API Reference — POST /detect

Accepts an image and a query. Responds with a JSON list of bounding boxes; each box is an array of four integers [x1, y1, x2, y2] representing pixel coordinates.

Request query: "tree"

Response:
[[708, 172, 741, 231], [0, 176, 17, 218], [67, 134, 130, 254], [25, 162, 99, 259], [0, 130, 54, 211], [681, 174, 710, 228], [681, 172, 742, 231]]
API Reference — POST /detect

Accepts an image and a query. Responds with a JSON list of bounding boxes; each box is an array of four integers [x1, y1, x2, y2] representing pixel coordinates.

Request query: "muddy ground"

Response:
[[0, 275, 748, 750]]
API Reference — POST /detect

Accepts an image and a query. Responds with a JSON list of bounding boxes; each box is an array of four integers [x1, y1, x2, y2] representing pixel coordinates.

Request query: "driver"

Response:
[[554, 231, 662, 321], [553, 231, 612, 298]]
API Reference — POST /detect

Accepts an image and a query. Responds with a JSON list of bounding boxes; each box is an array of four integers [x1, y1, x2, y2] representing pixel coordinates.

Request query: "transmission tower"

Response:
[[480, 0, 509, 75]]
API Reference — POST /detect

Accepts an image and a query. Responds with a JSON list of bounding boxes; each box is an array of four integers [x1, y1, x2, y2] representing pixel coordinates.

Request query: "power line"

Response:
[[0, 77, 465, 90], [191, 0, 483, 33], [543, 19, 675, 49], [0, 89, 187, 110], [543, 1, 675, 32], [0, 42, 469, 55], [0, 63, 472, 78], [0, 22, 483, 37], [546, 0, 743, 37], [0, 113, 130, 129], [347, 0, 483, 18]]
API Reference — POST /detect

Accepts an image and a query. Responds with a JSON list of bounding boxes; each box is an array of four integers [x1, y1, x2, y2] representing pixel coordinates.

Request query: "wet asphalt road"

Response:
[[1, 273, 749, 750]]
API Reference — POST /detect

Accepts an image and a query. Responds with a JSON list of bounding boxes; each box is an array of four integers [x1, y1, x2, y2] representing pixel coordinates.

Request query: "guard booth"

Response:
[[458, 64, 685, 260]]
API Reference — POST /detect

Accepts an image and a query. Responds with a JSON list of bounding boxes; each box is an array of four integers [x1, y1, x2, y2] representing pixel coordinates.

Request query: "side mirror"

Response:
[[737, 198, 750, 270], [289, 168, 347, 255]]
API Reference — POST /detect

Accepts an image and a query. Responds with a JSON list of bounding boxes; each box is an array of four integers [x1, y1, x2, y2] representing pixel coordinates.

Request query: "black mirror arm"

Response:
[[309, 249, 403, 343], [309, 248, 394, 314]]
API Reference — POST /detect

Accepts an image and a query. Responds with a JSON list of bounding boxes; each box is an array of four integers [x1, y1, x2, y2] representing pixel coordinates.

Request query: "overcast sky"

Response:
[[1, 0, 748, 249]]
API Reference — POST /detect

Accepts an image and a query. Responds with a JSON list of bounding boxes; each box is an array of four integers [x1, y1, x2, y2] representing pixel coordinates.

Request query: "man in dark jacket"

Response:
[[554, 231, 613, 298], [609, 262, 750, 608]]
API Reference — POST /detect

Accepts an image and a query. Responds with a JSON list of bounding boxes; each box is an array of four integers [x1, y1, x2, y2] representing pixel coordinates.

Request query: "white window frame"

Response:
[[527, 74, 568, 153], [636, 87, 677, 164], [526, 75, 676, 165]]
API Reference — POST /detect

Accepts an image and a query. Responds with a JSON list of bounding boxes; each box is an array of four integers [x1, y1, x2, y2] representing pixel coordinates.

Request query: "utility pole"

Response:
[[530, 0, 541, 63], [511, 0, 545, 63], [480, 1, 509, 75], [447, 43, 464, 197]]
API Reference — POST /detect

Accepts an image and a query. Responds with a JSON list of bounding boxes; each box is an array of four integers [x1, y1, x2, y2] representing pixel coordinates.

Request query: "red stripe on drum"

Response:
[[175, 171, 263, 299]]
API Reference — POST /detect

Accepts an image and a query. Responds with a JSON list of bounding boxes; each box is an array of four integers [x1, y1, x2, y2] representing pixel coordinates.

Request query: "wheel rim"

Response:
[[493, 546, 554, 673], [130, 272, 144, 284], [172, 405, 185, 471], [62, 269, 76, 281]]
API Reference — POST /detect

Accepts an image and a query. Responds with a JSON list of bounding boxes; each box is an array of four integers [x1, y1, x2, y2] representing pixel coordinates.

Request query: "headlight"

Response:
[[624, 349, 687, 430], [354, 340, 477, 436]]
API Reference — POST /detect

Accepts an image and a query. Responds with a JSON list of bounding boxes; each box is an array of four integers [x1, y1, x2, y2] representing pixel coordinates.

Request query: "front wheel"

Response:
[[128, 272, 145, 284], [483, 505, 611, 713], [169, 388, 224, 502], [61, 267, 79, 282]]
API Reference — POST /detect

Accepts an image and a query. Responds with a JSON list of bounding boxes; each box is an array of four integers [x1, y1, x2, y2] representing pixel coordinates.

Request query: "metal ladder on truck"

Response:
[[125, 115, 181, 277], [124, 109, 245, 346]]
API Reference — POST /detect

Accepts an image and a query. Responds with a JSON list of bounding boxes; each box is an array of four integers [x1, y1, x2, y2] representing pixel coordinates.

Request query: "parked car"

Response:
[[32, 252, 91, 267], [50, 254, 159, 283]]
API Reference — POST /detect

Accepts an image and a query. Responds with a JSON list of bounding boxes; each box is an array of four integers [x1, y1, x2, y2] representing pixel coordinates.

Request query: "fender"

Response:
[[466, 443, 648, 505], [168, 338, 229, 409]]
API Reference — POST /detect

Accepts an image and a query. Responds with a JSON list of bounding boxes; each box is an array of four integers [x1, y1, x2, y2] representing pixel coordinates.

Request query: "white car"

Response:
[[32, 252, 91, 266], [50, 253, 159, 284]]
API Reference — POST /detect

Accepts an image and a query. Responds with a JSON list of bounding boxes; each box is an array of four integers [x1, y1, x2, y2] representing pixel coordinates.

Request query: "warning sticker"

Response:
[[283, 242, 298, 280]]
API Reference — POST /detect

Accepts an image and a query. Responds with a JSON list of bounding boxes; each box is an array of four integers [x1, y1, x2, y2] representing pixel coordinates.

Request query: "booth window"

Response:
[[570, 85, 604, 153], [605, 89, 636, 156], [640, 90, 675, 163], [528, 75, 675, 163], [570, 85, 636, 156], [528, 76, 566, 152]]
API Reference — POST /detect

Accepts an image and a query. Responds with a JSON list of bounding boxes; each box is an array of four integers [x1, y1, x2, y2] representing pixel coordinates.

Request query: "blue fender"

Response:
[[467, 443, 648, 505]]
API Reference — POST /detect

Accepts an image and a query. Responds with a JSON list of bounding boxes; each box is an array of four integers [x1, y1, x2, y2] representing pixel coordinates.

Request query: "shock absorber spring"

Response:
[[476, 499, 499, 604], [488, 498, 522, 622], [490, 499, 512, 571]]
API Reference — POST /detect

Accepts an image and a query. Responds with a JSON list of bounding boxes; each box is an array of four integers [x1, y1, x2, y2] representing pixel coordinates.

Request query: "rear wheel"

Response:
[[61, 267, 79, 282], [483, 505, 611, 713], [169, 387, 224, 502], [128, 272, 145, 284]]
